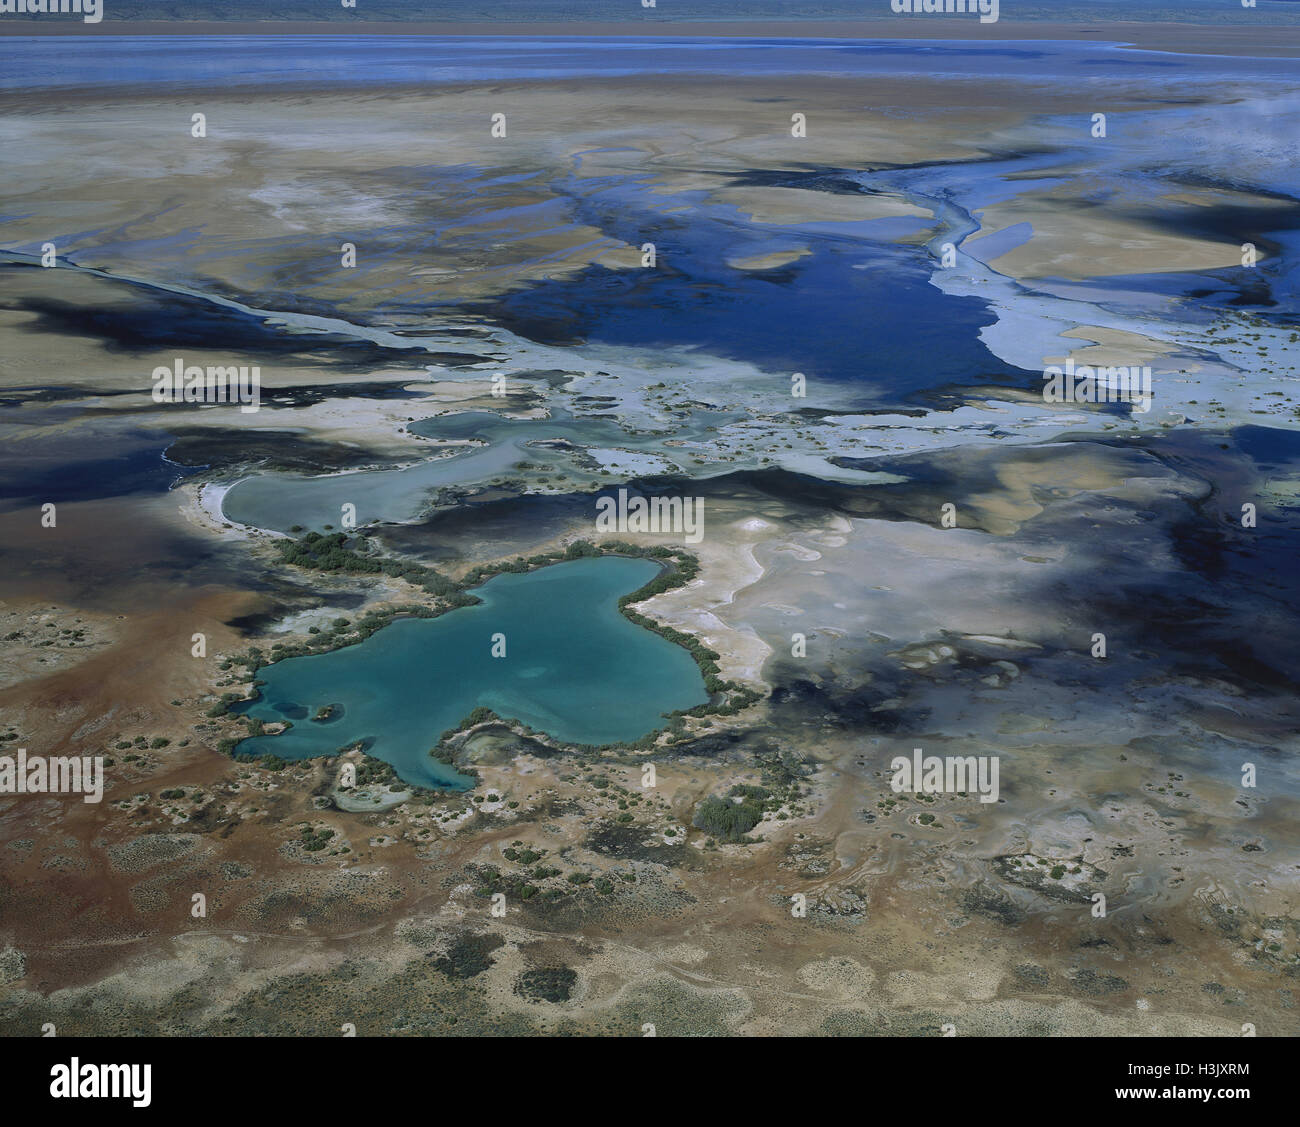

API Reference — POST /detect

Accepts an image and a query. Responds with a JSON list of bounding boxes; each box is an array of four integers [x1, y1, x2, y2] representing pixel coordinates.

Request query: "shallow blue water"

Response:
[[473, 173, 1019, 394], [5, 35, 1300, 91], [233, 555, 709, 788], [9, 34, 1300, 524]]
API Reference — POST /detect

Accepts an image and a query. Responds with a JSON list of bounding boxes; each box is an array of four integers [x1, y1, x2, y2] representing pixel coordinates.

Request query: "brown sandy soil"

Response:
[[1, 79, 1036, 320], [0, 451, 1295, 1035], [971, 182, 1293, 282], [0, 710, 1291, 1035]]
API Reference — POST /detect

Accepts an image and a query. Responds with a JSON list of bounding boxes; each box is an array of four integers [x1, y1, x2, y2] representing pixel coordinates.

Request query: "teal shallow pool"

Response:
[[233, 555, 708, 788]]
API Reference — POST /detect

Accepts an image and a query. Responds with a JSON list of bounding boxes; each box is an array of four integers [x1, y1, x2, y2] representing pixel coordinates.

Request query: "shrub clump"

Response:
[[692, 790, 767, 843]]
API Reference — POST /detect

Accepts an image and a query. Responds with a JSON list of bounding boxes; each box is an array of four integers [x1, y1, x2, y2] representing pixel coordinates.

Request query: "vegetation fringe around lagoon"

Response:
[[199, 531, 763, 779]]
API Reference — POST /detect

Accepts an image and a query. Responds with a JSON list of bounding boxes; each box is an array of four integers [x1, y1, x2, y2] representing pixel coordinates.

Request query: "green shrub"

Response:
[[693, 793, 763, 843]]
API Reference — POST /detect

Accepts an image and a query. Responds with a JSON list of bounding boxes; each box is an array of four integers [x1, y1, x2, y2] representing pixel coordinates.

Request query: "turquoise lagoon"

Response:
[[234, 556, 709, 788]]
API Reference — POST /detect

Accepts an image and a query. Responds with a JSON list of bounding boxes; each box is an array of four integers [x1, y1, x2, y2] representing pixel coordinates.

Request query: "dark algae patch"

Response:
[[431, 933, 505, 980], [515, 967, 577, 1004]]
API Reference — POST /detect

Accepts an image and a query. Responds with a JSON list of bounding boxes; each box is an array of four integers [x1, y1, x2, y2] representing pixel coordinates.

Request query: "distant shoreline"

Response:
[[1, 20, 1299, 58]]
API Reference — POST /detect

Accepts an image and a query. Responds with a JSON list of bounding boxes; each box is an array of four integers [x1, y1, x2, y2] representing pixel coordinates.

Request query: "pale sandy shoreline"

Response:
[[2, 20, 1300, 57], [184, 478, 278, 542]]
